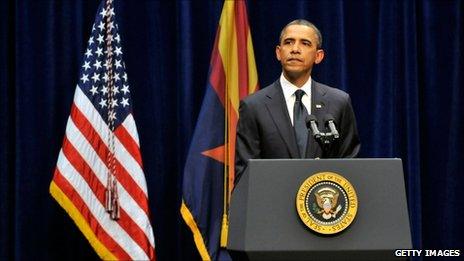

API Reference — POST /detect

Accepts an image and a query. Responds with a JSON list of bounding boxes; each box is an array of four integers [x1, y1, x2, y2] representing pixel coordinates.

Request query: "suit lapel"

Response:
[[308, 80, 328, 157], [264, 81, 300, 158]]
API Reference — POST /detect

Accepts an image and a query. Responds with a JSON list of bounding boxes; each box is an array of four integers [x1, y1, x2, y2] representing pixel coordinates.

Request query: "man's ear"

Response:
[[314, 49, 325, 64], [275, 45, 282, 61]]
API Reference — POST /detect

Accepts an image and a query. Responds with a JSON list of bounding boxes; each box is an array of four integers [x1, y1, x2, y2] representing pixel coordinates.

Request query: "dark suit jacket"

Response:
[[235, 79, 360, 182]]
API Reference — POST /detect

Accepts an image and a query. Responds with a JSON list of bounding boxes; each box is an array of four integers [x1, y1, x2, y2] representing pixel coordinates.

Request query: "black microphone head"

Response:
[[324, 113, 335, 122], [306, 114, 317, 124], [305, 114, 317, 128]]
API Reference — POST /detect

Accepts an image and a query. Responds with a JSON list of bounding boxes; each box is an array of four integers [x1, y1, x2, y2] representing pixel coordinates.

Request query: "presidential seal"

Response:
[[296, 172, 358, 235]]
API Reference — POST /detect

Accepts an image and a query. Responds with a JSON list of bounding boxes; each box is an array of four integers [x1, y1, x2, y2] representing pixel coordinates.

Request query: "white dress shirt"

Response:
[[280, 73, 312, 126]]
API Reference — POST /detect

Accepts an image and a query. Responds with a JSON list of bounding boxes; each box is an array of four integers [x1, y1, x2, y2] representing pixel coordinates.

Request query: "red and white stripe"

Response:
[[52, 86, 155, 260]]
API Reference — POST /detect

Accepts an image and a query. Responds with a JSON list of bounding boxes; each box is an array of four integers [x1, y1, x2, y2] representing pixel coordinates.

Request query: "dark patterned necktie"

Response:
[[294, 89, 309, 158]]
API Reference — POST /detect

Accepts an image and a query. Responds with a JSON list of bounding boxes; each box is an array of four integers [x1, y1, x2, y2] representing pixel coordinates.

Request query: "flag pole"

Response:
[[103, 0, 120, 221], [220, 76, 230, 248]]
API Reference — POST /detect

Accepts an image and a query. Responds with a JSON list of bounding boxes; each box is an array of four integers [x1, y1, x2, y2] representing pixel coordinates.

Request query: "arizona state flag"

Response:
[[180, 1, 258, 260]]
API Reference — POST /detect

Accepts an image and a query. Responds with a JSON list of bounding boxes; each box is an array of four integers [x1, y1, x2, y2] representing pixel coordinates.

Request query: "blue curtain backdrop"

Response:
[[1, 0, 463, 260]]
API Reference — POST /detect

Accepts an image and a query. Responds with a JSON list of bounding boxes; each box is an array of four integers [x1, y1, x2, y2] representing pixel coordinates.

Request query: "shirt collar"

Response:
[[280, 73, 312, 100]]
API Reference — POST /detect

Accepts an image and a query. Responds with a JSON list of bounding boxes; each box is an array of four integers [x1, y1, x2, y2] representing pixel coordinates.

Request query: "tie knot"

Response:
[[295, 89, 305, 102]]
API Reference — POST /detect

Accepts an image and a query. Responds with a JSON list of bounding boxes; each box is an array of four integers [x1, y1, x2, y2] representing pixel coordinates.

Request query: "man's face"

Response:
[[276, 24, 324, 79]]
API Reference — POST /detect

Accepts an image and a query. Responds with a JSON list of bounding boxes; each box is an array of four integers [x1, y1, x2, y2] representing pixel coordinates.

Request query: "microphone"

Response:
[[325, 114, 339, 139], [305, 114, 322, 139]]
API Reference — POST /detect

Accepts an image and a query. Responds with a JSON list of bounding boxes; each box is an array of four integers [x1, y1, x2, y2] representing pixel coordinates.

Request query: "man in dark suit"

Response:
[[235, 19, 360, 182]]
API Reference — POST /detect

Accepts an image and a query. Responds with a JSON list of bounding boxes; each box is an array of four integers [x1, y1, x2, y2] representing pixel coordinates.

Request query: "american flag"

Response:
[[49, 0, 156, 260]]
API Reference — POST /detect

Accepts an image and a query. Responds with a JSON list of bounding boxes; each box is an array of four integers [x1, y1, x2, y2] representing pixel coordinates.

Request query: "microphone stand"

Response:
[[317, 132, 336, 158], [306, 115, 339, 158]]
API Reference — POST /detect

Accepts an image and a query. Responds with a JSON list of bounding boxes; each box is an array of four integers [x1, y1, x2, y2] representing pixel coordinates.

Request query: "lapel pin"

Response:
[[316, 104, 323, 109]]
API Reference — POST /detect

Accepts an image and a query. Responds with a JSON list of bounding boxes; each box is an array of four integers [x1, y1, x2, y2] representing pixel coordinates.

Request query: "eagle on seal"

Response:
[[315, 187, 341, 219]]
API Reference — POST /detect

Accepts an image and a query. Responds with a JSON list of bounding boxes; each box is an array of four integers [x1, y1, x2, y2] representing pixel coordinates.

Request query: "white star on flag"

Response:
[[82, 61, 91, 70], [81, 74, 89, 83], [93, 60, 102, 69], [90, 85, 99, 95], [85, 49, 92, 58], [91, 72, 100, 82], [97, 34, 104, 44], [121, 84, 129, 94], [99, 98, 107, 108], [95, 47, 103, 57], [114, 46, 122, 56], [121, 97, 129, 107], [101, 85, 108, 95]]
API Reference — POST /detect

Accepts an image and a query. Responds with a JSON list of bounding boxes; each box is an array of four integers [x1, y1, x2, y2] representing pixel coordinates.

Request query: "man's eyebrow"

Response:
[[283, 37, 295, 41], [283, 37, 312, 42]]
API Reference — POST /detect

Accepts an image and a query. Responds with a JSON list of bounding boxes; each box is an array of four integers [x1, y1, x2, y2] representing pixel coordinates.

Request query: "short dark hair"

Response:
[[279, 19, 323, 49]]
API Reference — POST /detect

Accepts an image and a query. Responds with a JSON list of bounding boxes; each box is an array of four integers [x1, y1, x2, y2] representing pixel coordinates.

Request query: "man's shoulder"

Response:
[[314, 80, 351, 101], [241, 80, 279, 105]]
